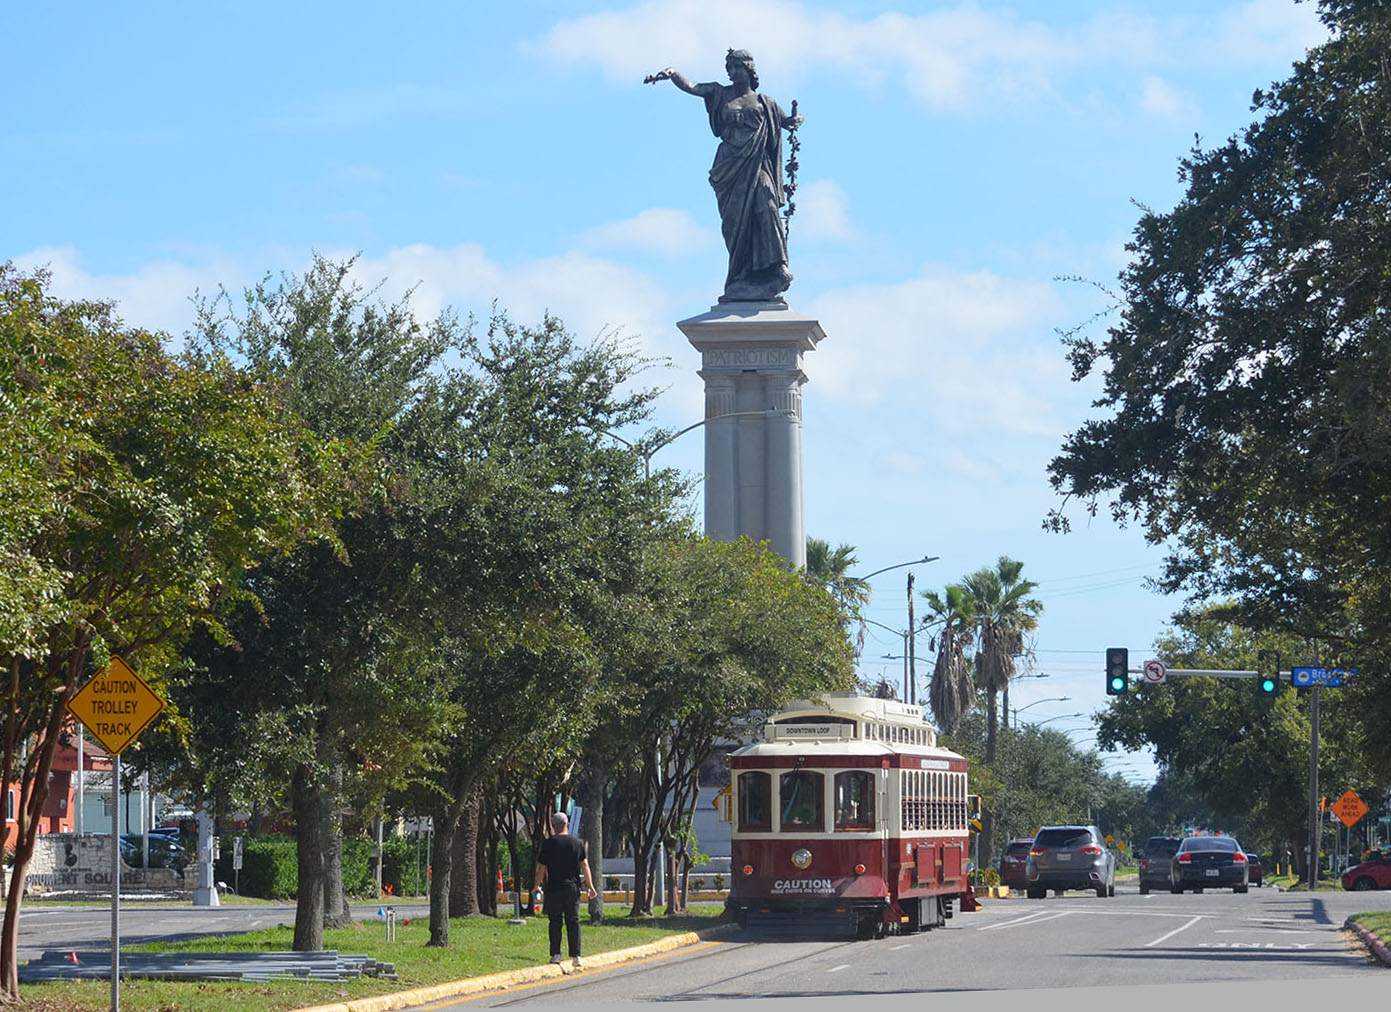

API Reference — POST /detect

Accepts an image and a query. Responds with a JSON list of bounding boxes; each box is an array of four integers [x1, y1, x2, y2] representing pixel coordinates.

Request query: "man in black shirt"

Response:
[[534, 811, 598, 967]]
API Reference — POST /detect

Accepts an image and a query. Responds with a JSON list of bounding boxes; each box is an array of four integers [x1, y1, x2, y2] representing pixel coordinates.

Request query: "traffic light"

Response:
[[1257, 650, 1280, 698], [1105, 647, 1129, 695]]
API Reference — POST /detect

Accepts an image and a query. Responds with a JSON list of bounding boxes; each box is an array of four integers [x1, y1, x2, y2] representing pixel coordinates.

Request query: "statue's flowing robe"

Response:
[[703, 86, 790, 296]]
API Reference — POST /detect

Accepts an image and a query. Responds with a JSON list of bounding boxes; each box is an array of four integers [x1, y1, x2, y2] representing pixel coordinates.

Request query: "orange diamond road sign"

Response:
[[1331, 789, 1369, 829], [66, 656, 165, 755]]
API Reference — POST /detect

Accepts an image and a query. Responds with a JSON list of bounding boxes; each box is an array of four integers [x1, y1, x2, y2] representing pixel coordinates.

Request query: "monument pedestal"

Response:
[[678, 301, 825, 571]]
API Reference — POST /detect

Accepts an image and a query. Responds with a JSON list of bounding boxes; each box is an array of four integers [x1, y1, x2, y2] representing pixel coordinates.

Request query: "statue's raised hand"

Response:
[[643, 67, 677, 84]]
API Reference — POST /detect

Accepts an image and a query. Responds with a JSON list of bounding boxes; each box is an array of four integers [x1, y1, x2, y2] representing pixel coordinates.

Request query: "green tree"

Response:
[[805, 537, 870, 650], [1046, 0, 1391, 778], [182, 255, 477, 951], [605, 536, 855, 916], [412, 310, 673, 945], [960, 556, 1042, 869], [0, 265, 341, 999], [922, 584, 975, 735]]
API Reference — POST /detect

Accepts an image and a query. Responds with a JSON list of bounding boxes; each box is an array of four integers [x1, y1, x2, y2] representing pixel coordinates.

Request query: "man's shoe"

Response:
[[572, 956, 584, 968], [549, 954, 563, 964]]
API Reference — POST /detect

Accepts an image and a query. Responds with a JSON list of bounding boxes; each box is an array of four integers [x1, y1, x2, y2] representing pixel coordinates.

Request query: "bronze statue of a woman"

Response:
[[647, 50, 803, 302]]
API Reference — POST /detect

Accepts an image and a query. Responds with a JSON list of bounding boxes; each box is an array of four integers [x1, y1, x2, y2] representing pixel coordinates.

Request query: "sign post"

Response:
[[66, 656, 165, 1012]]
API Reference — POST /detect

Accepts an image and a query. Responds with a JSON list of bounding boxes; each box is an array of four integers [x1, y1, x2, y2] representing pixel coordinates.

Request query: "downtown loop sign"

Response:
[[66, 655, 165, 755]]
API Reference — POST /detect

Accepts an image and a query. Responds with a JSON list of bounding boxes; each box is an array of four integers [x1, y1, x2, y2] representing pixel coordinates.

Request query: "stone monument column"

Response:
[[679, 301, 824, 570]]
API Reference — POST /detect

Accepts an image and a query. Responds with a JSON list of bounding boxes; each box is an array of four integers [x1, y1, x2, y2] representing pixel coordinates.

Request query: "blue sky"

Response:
[[7, 1, 1332, 783]]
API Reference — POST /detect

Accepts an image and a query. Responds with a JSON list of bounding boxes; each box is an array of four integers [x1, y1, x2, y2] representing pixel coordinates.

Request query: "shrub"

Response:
[[216, 835, 297, 898]]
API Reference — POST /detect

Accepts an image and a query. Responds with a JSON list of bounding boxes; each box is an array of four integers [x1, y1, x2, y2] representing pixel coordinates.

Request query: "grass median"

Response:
[[1350, 909, 1391, 939], [20, 905, 723, 1012]]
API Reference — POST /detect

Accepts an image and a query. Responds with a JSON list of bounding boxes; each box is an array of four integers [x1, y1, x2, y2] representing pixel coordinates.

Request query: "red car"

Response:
[[1247, 853, 1263, 887], [997, 838, 1033, 890], [1342, 851, 1391, 891]]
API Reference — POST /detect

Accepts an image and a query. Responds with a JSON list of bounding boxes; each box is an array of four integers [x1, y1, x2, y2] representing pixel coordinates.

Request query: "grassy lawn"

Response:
[[1350, 909, 1391, 939], [20, 907, 723, 1012]]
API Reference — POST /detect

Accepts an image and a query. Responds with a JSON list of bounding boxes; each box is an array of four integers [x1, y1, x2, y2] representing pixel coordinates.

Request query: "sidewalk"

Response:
[[290, 921, 741, 1012]]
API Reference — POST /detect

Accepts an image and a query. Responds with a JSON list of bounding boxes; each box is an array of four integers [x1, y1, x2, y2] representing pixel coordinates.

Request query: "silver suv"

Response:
[[1025, 825, 1116, 898]]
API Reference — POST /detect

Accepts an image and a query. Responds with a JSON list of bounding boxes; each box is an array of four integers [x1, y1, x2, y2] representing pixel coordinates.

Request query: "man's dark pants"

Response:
[[546, 881, 582, 958]]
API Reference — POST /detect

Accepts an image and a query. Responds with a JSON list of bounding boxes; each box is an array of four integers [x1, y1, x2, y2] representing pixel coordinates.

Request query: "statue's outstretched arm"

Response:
[[644, 68, 718, 97]]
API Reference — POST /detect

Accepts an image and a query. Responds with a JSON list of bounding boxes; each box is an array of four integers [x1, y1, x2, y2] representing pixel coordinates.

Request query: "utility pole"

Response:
[[906, 572, 916, 706], [1308, 684, 1320, 889]]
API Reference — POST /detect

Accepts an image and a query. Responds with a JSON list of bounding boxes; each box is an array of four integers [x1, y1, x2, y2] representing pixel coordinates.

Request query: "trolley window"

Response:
[[737, 771, 772, 832], [779, 770, 824, 831], [834, 771, 875, 830]]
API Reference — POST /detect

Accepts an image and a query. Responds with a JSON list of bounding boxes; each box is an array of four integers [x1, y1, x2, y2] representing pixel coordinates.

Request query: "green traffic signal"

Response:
[[1257, 649, 1280, 698], [1105, 647, 1128, 695]]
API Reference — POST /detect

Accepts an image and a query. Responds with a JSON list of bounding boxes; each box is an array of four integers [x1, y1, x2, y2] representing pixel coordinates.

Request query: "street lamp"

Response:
[[1011, 696, 1070, 724], [1027, 712, 1084, 727], [592, 409, 797, 480], [855, 556, 940, 581]]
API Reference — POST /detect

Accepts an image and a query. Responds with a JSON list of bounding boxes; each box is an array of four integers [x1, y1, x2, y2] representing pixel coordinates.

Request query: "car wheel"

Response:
[[1170, 884, 1182, 894], [1353, 876, 1376, 891], [1095, 883, 1107, 898], [1108, 881, 1116, 897], [1235, 884, 1248, 894], [1193, 887, 1204, 894], [1139, 884, 1149, 895]]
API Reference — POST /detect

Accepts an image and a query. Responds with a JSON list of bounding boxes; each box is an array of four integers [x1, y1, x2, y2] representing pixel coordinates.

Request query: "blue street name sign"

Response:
[[1290, 666, 1357, 688]]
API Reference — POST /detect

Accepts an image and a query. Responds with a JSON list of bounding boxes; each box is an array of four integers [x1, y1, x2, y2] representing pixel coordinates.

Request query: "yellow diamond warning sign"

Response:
[[66, 656, 164, 755]]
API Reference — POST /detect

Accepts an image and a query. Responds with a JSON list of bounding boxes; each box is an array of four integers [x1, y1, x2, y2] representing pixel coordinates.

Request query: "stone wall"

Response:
[[25, 834, 187, 897]]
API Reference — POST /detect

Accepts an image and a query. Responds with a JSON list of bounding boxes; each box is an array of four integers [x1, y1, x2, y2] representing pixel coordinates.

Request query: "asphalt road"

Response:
[[16, 901, 429, 965], [419, 885, 1387, 1009]]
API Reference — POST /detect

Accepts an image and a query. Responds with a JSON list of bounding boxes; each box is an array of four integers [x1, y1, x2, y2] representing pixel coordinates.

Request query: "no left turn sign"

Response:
[[1142, 659, 1167, 683]]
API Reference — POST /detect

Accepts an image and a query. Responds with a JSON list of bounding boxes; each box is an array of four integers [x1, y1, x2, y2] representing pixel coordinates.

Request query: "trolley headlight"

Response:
[[791, 848, 813, 869], [854, 863, 866, 875], [743, 864, 754, 876]]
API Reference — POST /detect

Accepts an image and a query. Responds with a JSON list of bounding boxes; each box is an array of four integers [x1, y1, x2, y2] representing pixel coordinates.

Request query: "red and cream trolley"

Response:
[[723, 692, 974, 938]]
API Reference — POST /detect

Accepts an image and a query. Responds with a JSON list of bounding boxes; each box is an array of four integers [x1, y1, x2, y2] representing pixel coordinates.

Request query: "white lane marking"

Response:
[[1215, 928, 1321, 934], [827, 964, 851, 972], [889, 944, 911, 950], [1145, 915, 1203, 947], [978, 910, 1071, 932]]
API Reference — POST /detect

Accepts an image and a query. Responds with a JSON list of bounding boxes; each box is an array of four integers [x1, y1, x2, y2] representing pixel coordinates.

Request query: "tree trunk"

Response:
[[449, 785, 483, 917], [291, 763, 326, 952], [980, 687, 999, 876], [321, 749, 351, 928], [583, 761, 606, 924], [427, 805, 460, 947]]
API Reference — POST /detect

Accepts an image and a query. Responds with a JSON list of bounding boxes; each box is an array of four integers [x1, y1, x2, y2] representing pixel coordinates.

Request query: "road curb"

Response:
[[1344, 917, 1391, 967], [289, 921, 742, 1012]]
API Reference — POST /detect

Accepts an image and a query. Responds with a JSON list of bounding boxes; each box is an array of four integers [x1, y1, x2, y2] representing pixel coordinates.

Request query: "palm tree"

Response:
[[805, 537, 871, 653], [961, 556, 1042, 868], [922, 584, 976, 734]]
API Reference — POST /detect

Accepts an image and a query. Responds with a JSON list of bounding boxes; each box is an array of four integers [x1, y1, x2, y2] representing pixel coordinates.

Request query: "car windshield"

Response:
[[1006, 842, 1033, 856], [1146, 841, 1179, 857], [1034, 828, 1093, 848]]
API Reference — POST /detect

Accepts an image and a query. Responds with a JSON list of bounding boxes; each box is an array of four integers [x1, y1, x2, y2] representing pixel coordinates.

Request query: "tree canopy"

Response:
[[1046, 1, 1391, 778]]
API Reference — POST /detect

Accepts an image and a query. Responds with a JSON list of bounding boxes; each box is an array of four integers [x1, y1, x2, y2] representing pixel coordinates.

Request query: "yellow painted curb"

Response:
[[289, 921, 740, 1012]]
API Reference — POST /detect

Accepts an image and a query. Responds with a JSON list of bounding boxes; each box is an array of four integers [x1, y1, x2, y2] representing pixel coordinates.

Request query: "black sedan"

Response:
[[1171, 835, 1249, 893]]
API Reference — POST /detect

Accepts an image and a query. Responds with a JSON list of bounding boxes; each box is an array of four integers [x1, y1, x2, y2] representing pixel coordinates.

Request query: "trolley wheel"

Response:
[[1139, 884, 1149, 895], [1026, 886, 1045, 899], [1235, 884, 1248, 894], [1170, 884, 1182, 894], [856, 916, 877, 940], [1193, 887, 1204, 894]]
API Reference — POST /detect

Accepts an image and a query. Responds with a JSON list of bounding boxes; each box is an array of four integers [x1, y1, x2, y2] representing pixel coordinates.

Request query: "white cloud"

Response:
[[807, 265, 1069, 435], [1140, 76, 1187, 120], [10, 246, 241, 341], [1207, 0, 1327, 66], [793, 179, 853, 242], [578, 207, 716, 256], [539, 0, 1332, 110]]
